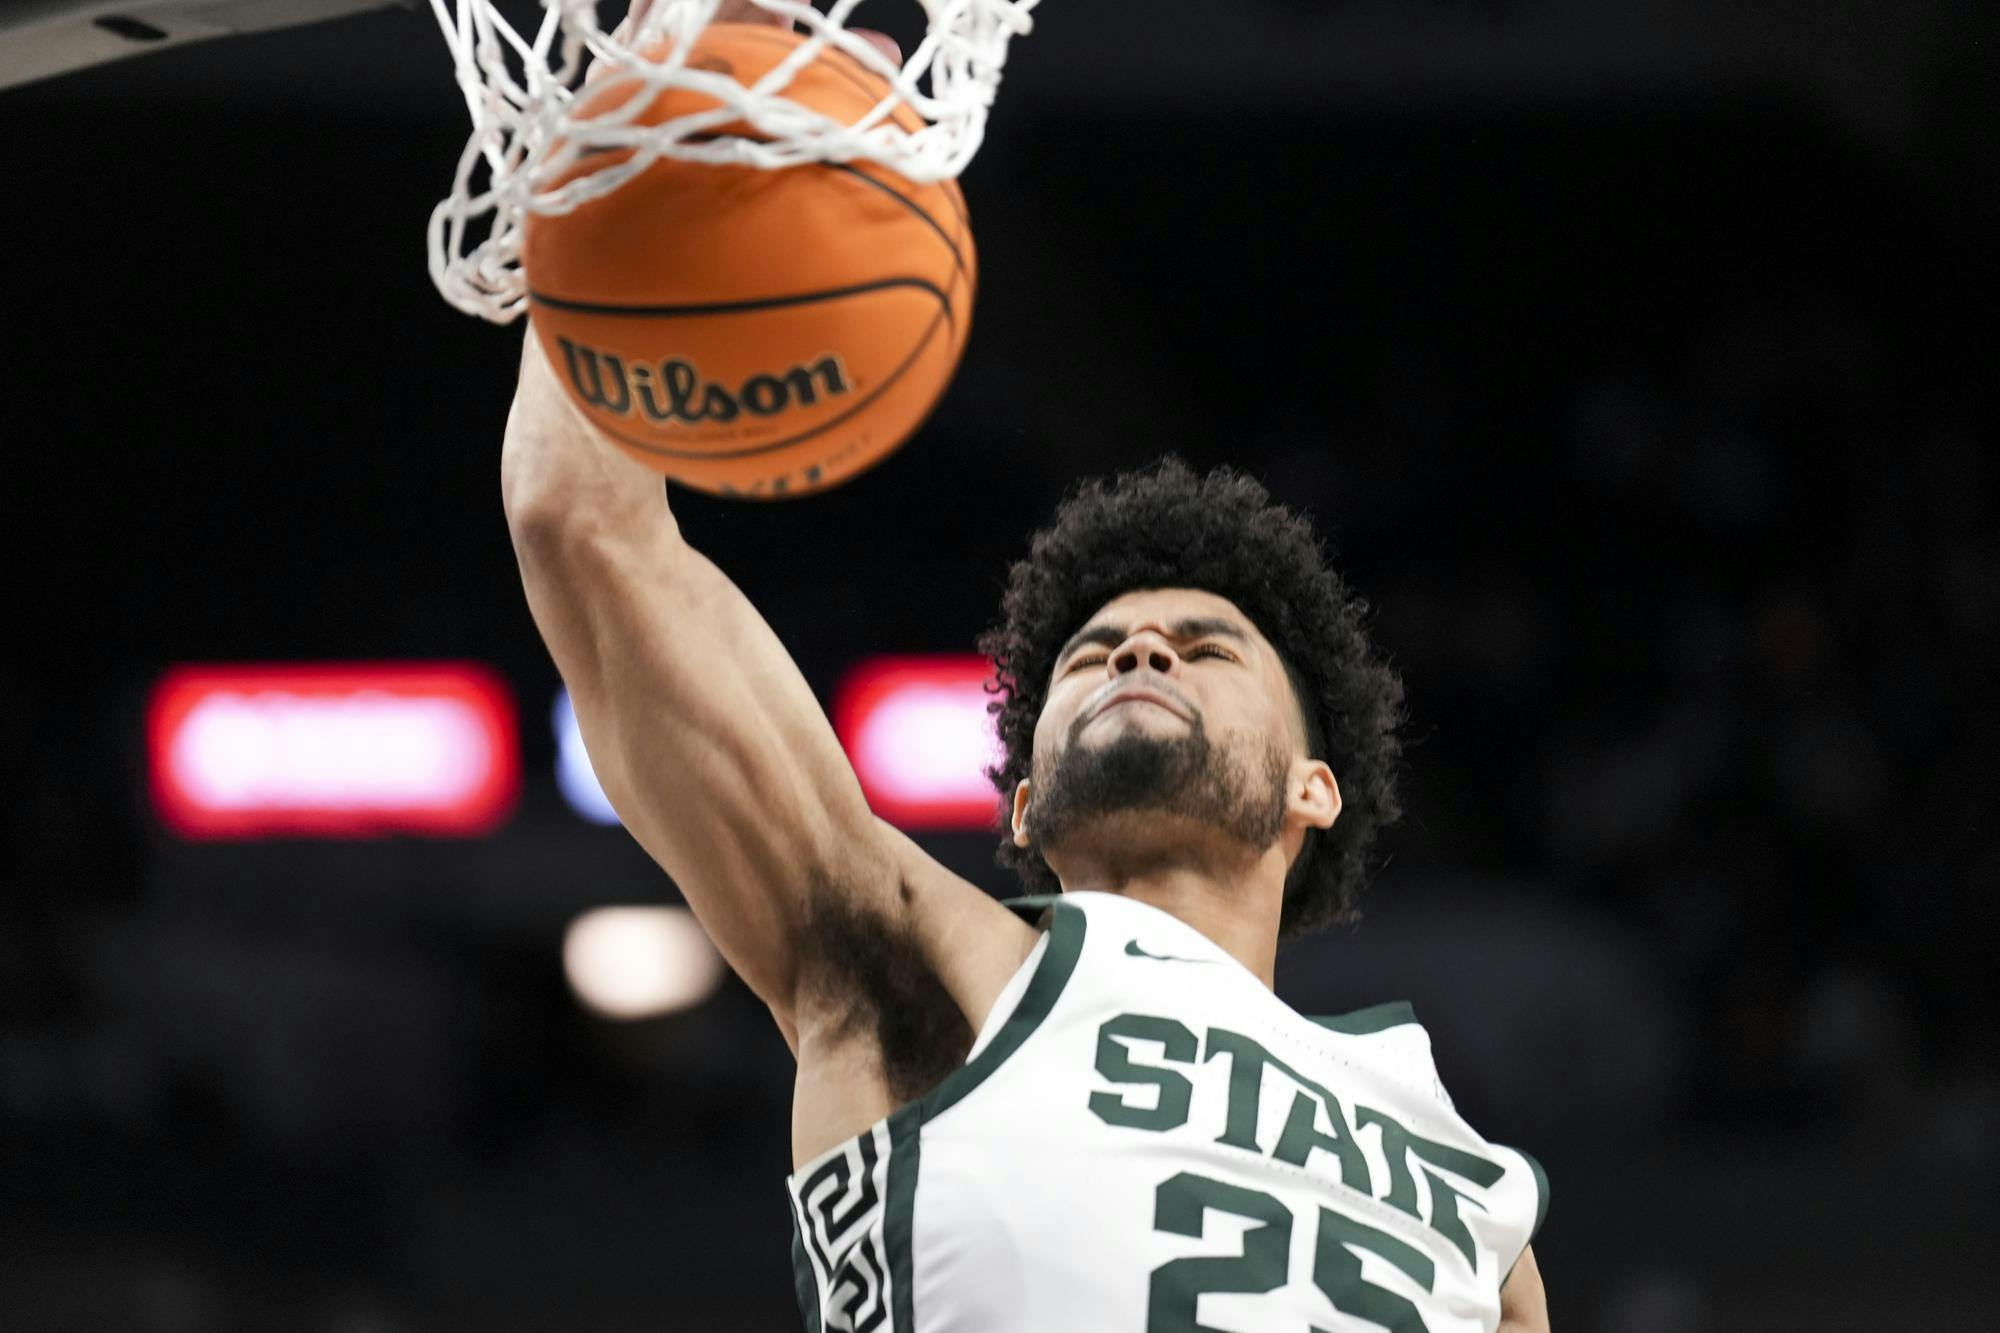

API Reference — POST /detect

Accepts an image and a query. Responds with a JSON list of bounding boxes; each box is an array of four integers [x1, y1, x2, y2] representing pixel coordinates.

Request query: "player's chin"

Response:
[[1083, 705, 1191, 737], [1072, 712, 1168, 740]]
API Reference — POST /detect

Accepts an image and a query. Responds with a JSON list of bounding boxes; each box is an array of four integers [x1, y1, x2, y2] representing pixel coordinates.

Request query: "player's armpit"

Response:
[[782, 827, 1037, 1166], [1499, 1244, 1549, 1333]]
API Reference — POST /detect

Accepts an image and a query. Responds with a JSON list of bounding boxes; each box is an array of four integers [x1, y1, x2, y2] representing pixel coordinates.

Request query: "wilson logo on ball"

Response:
[[520, 24, 974, 497], [557, 338, 853, 425]]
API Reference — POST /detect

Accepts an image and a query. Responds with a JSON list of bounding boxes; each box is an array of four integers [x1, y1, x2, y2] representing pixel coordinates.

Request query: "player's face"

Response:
[[1012, 587, 1333, 872]]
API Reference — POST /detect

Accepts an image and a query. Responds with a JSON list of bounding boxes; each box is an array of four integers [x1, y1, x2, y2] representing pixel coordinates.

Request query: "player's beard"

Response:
[[1027, 712, 1290, 864]]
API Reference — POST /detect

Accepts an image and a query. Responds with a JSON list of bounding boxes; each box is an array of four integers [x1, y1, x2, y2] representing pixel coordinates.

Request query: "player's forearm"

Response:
[[506, 502, 675, 724], [498, 426, 688, 700]]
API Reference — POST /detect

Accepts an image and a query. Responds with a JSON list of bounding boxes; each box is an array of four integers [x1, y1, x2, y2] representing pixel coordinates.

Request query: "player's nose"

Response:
[[1108, 630, 1181, 679]]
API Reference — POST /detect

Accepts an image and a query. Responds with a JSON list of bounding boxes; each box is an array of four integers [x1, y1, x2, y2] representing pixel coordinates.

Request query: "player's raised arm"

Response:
[[480, 1, 1039, 1145], [499, 335, 1032, 1054]]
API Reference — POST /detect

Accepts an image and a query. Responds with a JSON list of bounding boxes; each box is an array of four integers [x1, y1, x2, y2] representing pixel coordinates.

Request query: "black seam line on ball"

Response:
[[820, 161, 967, 278], [526, 276, 949, 319], [579, 297, 954, 462], [564, 144, 966, 252], [699, 25, 973, 235], [660, 130, 964, 274]]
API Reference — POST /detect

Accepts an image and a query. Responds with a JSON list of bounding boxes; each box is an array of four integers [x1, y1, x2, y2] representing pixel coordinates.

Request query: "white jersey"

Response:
[[786, 891, 1548, 1333]]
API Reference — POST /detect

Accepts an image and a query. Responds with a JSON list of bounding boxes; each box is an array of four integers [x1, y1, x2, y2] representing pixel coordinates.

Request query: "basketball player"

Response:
[[502, 11, 1549, 1330]]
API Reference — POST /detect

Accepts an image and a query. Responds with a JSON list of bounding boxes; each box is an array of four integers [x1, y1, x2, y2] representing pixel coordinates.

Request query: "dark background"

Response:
[[2, 2, 1996, 1330]]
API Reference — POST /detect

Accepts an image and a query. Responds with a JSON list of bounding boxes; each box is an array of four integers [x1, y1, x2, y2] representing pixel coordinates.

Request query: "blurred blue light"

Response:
[[553, 689, 622, 827]]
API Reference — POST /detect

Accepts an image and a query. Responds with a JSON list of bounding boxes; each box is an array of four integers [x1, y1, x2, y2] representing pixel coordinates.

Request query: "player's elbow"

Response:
[[505, 486, 649, 555], [504, 482, 684, 596], [500, 428, 592, 532], [500, 480, 567, 539], [504, 440, 676, 544]]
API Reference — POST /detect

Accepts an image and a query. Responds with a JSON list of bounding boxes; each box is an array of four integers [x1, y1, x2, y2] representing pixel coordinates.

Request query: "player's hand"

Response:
[[615, 3, 902, 71]]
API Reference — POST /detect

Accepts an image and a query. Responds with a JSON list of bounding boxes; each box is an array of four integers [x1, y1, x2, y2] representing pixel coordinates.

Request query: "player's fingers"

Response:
[[714, 0, 790, 27], [623, 7, 899, 81], [714, 8, 900, 66], [852, 28, 902, 68]]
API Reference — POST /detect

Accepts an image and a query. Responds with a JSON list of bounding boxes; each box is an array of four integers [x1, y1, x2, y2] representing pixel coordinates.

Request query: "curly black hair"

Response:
[[977, 458, 1407, 941]]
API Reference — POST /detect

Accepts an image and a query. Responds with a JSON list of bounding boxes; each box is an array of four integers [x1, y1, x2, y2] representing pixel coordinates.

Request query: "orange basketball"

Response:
[[523, 24, 975, 499]]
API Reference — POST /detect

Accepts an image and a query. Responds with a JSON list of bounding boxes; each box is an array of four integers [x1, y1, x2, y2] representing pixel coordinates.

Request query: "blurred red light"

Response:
[[833, 655, 1000, 832], [147, 662, 520, 840]]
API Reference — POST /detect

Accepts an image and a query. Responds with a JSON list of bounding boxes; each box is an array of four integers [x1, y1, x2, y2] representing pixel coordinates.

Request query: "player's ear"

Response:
[[1290, 759, 1339, 831], [1010, 779, 1034, 847]]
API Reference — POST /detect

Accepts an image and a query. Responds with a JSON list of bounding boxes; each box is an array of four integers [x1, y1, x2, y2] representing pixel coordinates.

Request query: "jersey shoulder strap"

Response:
[[997, 893, 1063, 926], [1306, 1000, 1418, 1033]]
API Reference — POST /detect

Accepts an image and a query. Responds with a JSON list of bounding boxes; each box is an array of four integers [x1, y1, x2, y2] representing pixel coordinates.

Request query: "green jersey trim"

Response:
[[1498, 1144, 1551, 1288], [787, 1193, 824, 1333], [997, 893, 1065, 927], [1519, 1147, 1549, 1240], [885, 1104, 923, 1333], [923, 896, 1085, 1121], [1307, 999, 1418, 1034], [877, 897, 1085, 1332]]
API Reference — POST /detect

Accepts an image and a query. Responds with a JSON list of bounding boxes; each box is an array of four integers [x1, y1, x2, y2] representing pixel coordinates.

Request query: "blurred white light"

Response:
[[562, 906, 724, 1020], [553, 688, 622, 826]]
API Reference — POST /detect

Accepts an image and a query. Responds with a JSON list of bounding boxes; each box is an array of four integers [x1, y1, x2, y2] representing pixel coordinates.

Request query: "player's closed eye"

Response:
[[1065, 644, 1235, 673]]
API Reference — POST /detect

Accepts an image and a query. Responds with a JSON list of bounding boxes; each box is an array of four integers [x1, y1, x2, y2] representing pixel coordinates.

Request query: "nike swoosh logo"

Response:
[[1125, 939, 1216, 965]]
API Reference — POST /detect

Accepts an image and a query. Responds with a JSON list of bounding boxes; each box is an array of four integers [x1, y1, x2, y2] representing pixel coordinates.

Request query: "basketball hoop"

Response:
[[427, 0, 1040, 323]]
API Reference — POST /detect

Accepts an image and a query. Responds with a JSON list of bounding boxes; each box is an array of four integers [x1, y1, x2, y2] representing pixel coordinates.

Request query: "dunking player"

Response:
[[502, 11, 1550, 1330]]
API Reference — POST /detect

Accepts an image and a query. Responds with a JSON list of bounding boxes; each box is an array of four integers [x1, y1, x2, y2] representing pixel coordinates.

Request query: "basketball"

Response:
[[522, 23, 976, 499]]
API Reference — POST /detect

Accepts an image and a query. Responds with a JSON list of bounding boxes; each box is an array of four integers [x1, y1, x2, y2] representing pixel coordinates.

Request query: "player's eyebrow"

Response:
[[1055, 616, 1249, 669]]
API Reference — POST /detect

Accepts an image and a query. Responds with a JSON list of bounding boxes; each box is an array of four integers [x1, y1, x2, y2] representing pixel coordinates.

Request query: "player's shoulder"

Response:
[[879, 820, 1044, 1023]]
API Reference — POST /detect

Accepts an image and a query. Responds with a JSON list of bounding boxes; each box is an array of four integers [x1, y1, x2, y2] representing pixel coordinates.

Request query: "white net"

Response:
[[427, 0, 1040, 323]]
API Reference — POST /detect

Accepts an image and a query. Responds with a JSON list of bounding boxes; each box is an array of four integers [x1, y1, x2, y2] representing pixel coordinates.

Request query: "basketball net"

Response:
[[427, 0, 1039, 323]]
